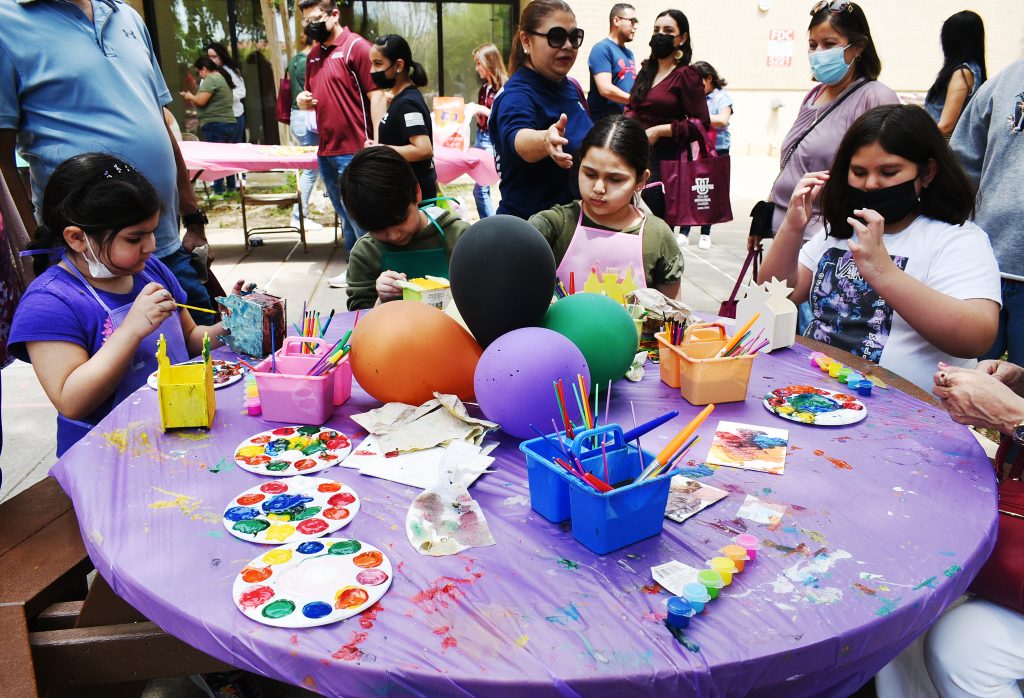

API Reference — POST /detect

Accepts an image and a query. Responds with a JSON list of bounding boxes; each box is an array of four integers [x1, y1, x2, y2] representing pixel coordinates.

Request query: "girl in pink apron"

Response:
[[8, 153, 240, 455], [528, 115, 683, 303]]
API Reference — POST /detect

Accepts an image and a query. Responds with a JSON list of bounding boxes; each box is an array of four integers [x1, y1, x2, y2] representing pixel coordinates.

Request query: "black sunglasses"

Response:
[[527, 27, 585, 49], [811, 0, 853, 14]]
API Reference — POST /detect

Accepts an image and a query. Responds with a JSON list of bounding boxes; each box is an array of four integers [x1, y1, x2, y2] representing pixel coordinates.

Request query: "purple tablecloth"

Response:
[[51, 312, 997, 697]]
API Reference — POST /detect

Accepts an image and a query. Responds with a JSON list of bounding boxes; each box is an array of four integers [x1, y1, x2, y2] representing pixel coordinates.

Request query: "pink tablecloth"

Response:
[[179, 141, 497, 187]]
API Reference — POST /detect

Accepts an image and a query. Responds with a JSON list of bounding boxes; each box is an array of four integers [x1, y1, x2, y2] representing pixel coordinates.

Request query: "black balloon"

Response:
[[449, 215, 556, 348]]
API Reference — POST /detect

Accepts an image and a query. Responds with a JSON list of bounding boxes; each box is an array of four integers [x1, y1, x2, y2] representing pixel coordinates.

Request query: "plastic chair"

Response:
[[239, 170, 307, 252]]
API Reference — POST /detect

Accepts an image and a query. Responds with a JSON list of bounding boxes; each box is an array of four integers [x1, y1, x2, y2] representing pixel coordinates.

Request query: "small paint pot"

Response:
[[697, 569, 724, 599], [814, 356, 832, 370], [666, 597, 696, 629], [683, 582, 711, 613], [734, 533, 761, 561], [828, 363, 843, 378], [837, 368, 853, 384], [246, 399, 262, 416], [809, 352, 825, 367], [719, 544, 750, 573], [709, 557, 738, 586], [851, 379, 873, 397]]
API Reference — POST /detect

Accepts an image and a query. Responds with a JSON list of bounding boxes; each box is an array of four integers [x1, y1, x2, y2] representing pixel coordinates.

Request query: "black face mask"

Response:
[[306, 20, 330, 44], [649, 33, 676, 59], [370, 66, 397, 89], [838, 179, 920, 237]]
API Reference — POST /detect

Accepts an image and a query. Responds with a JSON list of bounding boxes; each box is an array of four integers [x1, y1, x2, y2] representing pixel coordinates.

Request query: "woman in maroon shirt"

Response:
[[625, 9, 710, 223]]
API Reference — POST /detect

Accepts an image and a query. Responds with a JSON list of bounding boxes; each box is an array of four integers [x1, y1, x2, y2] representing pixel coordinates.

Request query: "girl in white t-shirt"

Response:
[[758, 104, 1000, 391]]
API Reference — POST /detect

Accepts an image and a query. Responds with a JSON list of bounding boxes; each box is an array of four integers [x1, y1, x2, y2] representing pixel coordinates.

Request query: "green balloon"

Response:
[[541, 294, 638, 385]]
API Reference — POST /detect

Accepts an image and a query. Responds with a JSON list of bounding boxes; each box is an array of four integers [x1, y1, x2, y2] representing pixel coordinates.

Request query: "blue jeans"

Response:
[[982, 279, 1024, 364], [318, 154, 365, 253], [159, 245, 216, 326], [234, 113, 246, 143], [473, 129, 495, 219], [202, 121, 238, 193], [290, 109, 320, 219]]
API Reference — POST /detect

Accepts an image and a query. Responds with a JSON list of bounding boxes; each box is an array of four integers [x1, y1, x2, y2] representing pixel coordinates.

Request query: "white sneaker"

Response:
[[698, 234, 712, 250], [327, 271, 348, 288], [676, 233, 689, 248], [291, 215, 323, 231]]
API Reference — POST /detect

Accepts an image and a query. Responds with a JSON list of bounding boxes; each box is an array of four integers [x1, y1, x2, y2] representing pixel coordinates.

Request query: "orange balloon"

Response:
[[350, 301, 482, 404]]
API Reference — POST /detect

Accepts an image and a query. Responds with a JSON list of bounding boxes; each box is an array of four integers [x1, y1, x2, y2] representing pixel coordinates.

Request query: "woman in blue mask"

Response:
[[756, 104, 1000, 393]]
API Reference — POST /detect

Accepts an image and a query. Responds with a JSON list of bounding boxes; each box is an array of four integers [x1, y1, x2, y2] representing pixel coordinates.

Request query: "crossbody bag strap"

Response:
[[725, 249, 759, 304]]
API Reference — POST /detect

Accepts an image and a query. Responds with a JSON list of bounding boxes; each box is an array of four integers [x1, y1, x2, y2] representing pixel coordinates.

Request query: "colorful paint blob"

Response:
[[328, 492, 357, 507], [234, 426, 352, 477], [222, 476, 360, 545], [763, 386, 867, 426], [233, 538, 392, 629]]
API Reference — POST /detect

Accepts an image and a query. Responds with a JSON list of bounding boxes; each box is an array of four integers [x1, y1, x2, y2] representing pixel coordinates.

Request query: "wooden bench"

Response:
[[0, 477, 233, 697]]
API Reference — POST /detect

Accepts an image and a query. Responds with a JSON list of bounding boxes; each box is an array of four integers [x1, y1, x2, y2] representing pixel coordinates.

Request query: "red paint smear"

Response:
[[332, 631, 369, 661], [853, 582, 877, 595], [441, 636, 458, 649], [640, 584, 662, 595], [433, 625, 450, 635], [290, 634, 299, 645], [358, 603, 384, 630], [385, 450, 400, 458], [813, 449, 853, 470], [411, 565, 483, 614], [353, 449, 375, 456]]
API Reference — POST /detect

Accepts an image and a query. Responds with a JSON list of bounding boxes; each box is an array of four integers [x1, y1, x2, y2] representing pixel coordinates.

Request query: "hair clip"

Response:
[[102, 162, 135, 179]]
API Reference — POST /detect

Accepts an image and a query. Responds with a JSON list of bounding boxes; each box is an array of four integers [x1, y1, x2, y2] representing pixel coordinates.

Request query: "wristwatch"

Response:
[[1012, 420, 1024, 447], [182, 208, 208, 227]]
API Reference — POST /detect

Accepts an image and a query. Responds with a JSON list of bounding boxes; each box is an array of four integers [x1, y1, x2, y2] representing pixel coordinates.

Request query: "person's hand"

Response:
[[847, 207, 897, 283], [746, 236, 764, 254], [783, 171, 829, 233], [296, 90, 317, 110], [545, 114, 572, 169], [376, 270, 407, 301], [179, 90, 194, 104], [977, 359, 1024, 395], [122, 283, 177, 340], [364, 138, 378, 148], [933, 363, 1024, 433], [182, 226, 209, 256], [231, 280, 257, 295]]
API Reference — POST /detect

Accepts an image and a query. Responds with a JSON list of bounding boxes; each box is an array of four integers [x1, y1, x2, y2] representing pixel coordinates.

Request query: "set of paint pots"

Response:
[[808, 352, 875, 397], [665, 534, 761, 630]]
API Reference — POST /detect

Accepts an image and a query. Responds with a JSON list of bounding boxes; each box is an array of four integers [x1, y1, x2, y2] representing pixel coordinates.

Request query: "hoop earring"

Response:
[[673, 49, 684, 62]]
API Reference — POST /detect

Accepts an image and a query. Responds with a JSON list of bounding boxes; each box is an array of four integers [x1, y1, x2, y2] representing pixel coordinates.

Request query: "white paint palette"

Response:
[[233, 426, 352, 476], [763, 385, 867, 426], [222, 476, 360, 544]]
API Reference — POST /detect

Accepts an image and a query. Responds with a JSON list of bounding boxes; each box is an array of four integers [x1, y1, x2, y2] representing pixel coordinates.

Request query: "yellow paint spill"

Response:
[[149, 486, 219, 524], [176, 431, 211, 441], [515, 634, 529, 648], [103, 428, 130, 453], [805, 529, 828, 544], [88, 530, 104, 544]]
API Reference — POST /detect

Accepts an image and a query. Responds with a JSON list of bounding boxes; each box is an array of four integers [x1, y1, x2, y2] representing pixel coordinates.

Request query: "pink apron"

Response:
[[555, 204, 648, 303]]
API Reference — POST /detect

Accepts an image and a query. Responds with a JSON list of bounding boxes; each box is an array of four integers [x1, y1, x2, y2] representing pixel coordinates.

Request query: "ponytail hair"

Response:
[[194, 56, 235, 90], [374, 34, 428, 87], [30, 153, 162, 276], [508, 0, 574, 75]]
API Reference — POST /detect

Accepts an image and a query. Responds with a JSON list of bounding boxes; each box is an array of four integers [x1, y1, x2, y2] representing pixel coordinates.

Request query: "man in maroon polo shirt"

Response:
[[296, 0, 385, 287]]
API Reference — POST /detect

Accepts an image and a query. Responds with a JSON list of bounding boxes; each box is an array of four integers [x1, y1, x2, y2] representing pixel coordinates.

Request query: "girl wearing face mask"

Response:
[[757, 105, 1000, 392], [365, 34, 437, 200], [625, 9, 710, 226], [752, 1, 897, 253], [9, 153, 248, 456]]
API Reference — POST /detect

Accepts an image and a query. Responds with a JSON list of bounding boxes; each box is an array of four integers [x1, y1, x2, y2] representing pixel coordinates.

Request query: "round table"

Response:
[[51, 313, 997, 697]]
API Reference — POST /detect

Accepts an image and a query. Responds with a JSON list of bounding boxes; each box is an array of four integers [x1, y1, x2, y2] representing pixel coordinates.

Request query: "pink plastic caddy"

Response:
[[253, 336, 352, 424]]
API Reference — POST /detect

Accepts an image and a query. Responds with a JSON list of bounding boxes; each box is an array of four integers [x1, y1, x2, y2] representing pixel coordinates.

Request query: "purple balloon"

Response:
[[474, 328, 591, 439]]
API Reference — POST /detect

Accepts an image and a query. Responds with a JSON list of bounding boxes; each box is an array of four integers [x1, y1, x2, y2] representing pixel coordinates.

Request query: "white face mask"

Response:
[[82, 235, 117, 279]]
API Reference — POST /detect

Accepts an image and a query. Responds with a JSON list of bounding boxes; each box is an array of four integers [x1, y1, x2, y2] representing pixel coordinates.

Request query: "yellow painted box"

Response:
[[156, 334, 216, 430]]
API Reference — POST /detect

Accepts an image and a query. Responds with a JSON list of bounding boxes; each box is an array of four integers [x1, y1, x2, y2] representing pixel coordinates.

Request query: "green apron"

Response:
[[379, 204, 453, 280]]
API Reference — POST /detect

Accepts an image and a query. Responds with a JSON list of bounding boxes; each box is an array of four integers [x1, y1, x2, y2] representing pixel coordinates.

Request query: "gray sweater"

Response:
[[951, 59, 1024, 279]]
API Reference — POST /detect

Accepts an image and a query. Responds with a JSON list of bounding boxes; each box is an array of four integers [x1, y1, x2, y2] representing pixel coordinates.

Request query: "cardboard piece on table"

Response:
[[343, 435, 496, 490], [705, 421, 789, 475], [215, 291, 286, 358], [406, 440, 496, 556], [664, 475, 729, 522], [734, 277, 797, 352], [349, 393, 497, 454], [155, 334, 215, 431]]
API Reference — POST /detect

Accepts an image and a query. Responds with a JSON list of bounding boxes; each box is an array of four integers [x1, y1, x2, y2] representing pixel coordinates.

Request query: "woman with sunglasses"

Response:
[[489, 0, 593, 219], [625, 9, 709, 226]]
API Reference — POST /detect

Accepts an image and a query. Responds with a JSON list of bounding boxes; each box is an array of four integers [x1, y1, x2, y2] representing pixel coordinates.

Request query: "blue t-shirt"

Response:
[[8, 256, 186, 425], [0, 0, 182, 258], [490, 67, 593, 219], [587, 38, 636, 120], [707, 88, 734, 151]]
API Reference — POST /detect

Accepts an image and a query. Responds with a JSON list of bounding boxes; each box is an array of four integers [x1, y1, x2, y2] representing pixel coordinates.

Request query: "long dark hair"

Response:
[[820, 105, 975, 239], [194, 56, 235, 90], [808, 2, 881, 81], [632, 10, 692, 104], [926, 11, 987, 104], [374, 34, 428, 87], [692, 61, 726, 90], [508, 0, 574, 75], [28, 153, 162, 276], [577, 115, 650, 181], [205, 41, 242, 75]]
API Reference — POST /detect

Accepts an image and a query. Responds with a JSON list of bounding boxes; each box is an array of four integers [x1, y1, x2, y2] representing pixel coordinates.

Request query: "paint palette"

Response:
[[234, 426, 352, 476], [763, 385, 866, 426], [147, 359, 244, 390], [233, 538, 392, 628], [222, 476, 360, 544]]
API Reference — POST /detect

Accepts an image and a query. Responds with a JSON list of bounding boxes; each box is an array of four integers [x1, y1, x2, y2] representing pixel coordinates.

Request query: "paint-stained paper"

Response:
[[736, 494, 788, 526], [350, 393, 497, 454], [664, 475, 729, 523], [406, 441, 496, 556], [342, 435, 496, 490], [706, 421, 789, 475]]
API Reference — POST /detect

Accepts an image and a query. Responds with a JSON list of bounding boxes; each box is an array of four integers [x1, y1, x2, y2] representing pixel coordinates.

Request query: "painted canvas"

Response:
[[664, 475, 728, 523], [705, 420, 789, 475]]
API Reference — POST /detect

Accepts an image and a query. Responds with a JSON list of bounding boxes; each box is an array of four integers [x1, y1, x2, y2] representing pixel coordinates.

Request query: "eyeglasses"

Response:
[[527, 27, 585, 49], [811, 0, 853, 14], [615, 17, 639, 26]]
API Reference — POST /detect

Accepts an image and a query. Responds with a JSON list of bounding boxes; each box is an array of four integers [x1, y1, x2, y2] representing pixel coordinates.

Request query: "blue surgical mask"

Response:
[[808, 45, 851, 85]]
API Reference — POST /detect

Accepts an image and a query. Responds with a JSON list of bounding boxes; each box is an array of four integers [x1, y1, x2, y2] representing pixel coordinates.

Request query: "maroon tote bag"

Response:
[[661, 121, 733, 228]]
